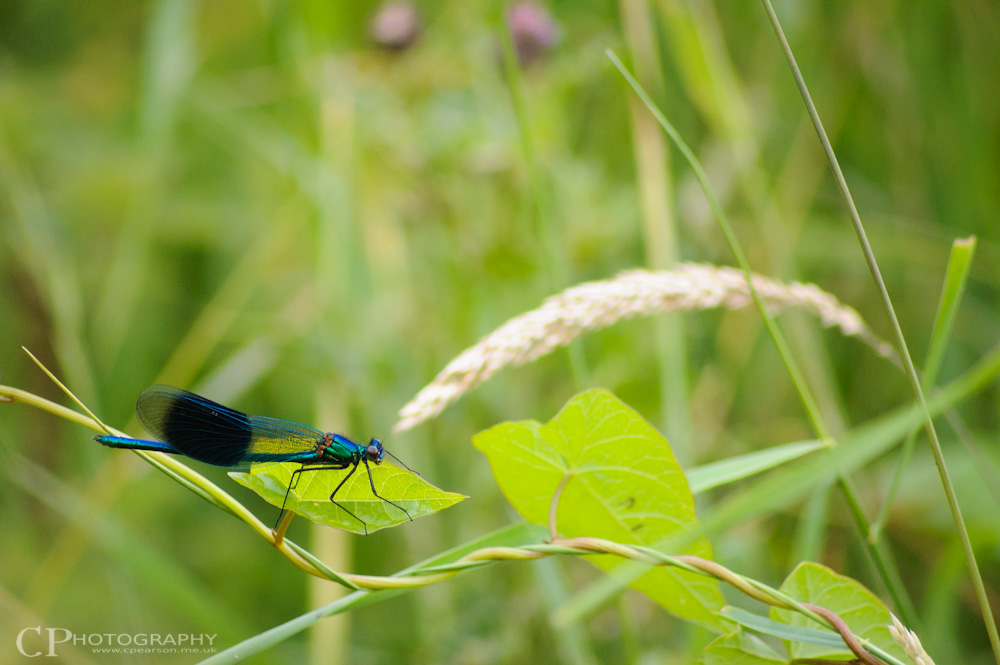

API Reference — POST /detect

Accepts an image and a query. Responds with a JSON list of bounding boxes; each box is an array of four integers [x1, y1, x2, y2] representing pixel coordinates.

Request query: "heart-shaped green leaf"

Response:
[[472, 388, 727, 631], [770, 562, 908, 662], [695, 629, 787, 665], [230, 462, 465, 535]]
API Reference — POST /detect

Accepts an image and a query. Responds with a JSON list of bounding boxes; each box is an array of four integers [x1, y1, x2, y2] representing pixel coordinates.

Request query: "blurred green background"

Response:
[[1, 0, 998, 663]]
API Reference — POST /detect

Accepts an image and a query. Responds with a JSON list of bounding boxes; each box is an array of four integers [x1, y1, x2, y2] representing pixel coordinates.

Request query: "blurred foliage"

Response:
[[1, 0, 998, 663]]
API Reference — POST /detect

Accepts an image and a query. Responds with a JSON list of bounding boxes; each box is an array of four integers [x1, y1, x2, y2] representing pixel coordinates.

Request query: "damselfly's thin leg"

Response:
[[362, 458, 412, 521], [327, 461, 368, 533], [274, 462, 350, 530]]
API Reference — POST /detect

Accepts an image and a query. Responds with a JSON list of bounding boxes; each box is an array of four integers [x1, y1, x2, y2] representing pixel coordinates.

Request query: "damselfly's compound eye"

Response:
[[366, 440, 384, 463]]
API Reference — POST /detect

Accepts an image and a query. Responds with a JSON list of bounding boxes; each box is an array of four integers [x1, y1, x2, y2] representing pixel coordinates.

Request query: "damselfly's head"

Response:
[[365, 438, 385, 464]]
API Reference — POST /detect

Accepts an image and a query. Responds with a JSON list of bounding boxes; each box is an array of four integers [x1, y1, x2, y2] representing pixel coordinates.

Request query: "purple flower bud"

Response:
[[507, 2, 559, 67], [369, 1, 422, 52]]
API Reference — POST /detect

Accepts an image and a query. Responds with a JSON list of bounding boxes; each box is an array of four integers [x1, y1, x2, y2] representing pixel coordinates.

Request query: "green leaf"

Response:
[[229, 463, 465, 535], [924, 236, 975, 387], [553, 344, 1000, 623], [770, 562, 909, 662], [695, 629, 787, 665], [687, 439, 825, 493], [472, 388, 727, 631]]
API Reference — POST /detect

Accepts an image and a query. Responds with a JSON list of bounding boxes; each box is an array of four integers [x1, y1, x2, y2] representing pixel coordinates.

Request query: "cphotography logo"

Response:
[[16, 627, 219, 657]]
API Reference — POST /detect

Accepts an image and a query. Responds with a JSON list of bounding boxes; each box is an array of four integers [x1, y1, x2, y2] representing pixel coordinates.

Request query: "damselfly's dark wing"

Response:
[[136, 385, 328, 469]]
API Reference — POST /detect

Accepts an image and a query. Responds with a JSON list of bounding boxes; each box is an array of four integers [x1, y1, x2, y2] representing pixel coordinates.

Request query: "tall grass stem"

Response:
[[759, 2, 1000, 660]]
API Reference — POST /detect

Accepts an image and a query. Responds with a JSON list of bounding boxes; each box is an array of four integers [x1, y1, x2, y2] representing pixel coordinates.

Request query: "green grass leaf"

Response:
[[722, 607, 847, 650], [472, 388, 727, 631], [230, 463, 465, 535], [770, 562, 909, 662], [687, 439, 826, 494]]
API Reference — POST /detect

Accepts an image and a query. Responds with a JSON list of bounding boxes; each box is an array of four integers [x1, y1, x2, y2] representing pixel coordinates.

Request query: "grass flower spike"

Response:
[[395, 264, 895, 432]]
